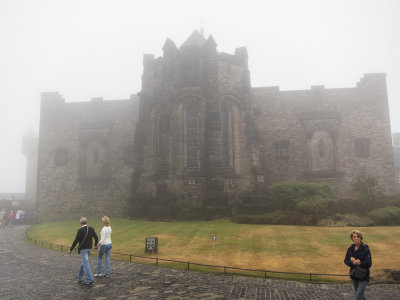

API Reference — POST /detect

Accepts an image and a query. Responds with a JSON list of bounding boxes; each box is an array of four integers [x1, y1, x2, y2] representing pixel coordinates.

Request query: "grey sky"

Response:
[[0, 0, 399, 193]]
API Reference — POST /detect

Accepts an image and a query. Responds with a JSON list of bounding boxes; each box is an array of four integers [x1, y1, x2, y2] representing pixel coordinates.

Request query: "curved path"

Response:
[[1, 226, 399, 300]]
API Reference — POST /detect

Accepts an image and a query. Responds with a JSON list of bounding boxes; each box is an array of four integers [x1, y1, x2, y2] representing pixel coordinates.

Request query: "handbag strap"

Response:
[[80, 226, 89, 247]]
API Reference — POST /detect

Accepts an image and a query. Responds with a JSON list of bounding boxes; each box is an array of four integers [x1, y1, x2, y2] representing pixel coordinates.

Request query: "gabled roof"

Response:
[[162, 38, 178, 51], [180, 30, 206, 49]]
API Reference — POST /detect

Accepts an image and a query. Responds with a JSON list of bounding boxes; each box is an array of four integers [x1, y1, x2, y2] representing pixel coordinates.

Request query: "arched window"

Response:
[[308, 130, 335, 171], [220, 99, 236, 170], [81, 138, 108, 179], [221, 106, 230, 167], [157, 113, 170, 174], [184, 105, 200, 169]]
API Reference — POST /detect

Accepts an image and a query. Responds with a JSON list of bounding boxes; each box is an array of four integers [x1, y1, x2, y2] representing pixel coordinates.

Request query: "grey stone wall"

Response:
[[253, 73, 396, 198], [36, 92, 138, 221]]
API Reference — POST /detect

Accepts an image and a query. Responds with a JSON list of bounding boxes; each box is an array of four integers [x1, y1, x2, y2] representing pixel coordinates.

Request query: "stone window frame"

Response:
[[275, 140, 289, 161], [354, 138, 371, 158], [157, 113, 170, 174], [78, 136, 110, 183], [177, 94, 206, 176], [55, 148, 68, 166], [220, 97, 239, 171], [123, 144, 135, 165], [183, 103, 201, 170]]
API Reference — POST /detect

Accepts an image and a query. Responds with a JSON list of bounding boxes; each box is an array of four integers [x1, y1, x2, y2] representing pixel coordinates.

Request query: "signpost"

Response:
[[145, 237, 158, 254]]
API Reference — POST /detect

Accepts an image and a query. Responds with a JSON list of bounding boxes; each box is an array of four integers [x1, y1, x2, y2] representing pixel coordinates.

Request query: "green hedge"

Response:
[[270, 182, 331, 210], [369, 206, 400, 225]]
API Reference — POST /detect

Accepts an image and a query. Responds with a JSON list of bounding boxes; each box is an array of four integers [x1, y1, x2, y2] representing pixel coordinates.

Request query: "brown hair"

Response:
[[349, 229, 363, 241], [102, 216, 110, 226]]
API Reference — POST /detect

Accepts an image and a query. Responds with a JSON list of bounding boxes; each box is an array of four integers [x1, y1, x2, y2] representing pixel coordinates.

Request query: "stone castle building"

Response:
[[36, 31, 396, 220], [22, 130, 38, 208]]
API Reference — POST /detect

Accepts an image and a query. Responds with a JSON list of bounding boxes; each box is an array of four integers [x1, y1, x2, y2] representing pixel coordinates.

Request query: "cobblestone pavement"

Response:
[[1, 226, 399, 300]]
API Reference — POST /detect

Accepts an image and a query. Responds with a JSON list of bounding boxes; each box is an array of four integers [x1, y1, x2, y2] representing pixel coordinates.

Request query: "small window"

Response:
[[124, 145, 135, 164], [318, 139, 325, 157], [354, 138, 370, 158], [188, 179, 196, 185], [55, 148, 68, 166], [275, 140, 289, 160]]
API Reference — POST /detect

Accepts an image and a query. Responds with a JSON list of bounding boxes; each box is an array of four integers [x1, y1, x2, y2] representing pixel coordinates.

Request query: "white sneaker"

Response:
[[94, 273, 103, 277]]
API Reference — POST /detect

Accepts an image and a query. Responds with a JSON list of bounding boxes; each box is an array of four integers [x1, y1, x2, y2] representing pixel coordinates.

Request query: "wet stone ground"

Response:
[[1, 225, 399, 299]]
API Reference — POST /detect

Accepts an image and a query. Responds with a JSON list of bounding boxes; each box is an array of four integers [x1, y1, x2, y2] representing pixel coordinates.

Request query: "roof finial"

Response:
[[200, 17, 205, 37]]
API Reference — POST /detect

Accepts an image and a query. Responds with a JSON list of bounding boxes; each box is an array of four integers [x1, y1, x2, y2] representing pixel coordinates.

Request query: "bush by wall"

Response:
[[270, 182, 331, 211], [369, 206, 400, 225]]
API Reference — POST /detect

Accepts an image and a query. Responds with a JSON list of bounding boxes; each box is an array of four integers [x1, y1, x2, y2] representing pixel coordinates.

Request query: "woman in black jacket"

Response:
[[344, 230, 372, 300]]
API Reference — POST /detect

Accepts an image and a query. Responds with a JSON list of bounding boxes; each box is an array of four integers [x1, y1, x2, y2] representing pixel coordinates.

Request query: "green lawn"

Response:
[[27, 218, 400, 281]]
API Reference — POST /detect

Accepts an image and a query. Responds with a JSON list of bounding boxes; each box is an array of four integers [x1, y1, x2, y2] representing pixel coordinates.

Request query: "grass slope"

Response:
[[27, 218, 400, 280]]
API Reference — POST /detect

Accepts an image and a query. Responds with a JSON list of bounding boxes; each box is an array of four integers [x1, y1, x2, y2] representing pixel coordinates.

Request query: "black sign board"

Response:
[[145, 237, 158, 254]]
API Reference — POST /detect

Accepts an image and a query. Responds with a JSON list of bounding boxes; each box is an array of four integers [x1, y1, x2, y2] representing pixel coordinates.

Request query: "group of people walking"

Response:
[[0, 209, 20, 228], [69, 216, 112, 285], [67, 216, 372, 300]]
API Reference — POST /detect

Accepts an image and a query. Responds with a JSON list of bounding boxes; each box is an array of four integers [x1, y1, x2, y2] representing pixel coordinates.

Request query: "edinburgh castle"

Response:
[[36, 31, 396, 220]]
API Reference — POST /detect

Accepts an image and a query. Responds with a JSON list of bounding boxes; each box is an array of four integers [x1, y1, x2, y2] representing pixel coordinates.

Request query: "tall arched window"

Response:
[[157, 113, 170, 174], [308, 130, 335, 171], [221, 106, 230, 167], [220, 99, 237, 170], [185, 105, 200, 169]]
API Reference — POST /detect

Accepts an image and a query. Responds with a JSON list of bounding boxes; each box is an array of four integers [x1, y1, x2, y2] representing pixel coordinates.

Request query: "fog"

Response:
[[0, 0, 399, 193]]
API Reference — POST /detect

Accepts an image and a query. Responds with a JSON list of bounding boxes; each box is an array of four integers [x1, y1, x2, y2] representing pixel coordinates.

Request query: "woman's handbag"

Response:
[[350, 266, 368, 280]]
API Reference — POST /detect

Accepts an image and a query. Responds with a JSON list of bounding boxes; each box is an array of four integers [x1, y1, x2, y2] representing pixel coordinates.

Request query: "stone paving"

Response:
[[1, 225, 399, 300]]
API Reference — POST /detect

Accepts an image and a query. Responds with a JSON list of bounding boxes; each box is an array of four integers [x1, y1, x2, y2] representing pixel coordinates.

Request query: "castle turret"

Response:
[[130, 31, 258, 219]]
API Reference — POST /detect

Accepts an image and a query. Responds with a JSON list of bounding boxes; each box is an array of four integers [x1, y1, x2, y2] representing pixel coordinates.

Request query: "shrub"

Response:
[[317, 218, 335, 226], [270, 182, 331, 210], [329, 198, 364, 215], [235, 211, 321, 225], [352, 168, 383, 214], [337, 214, 374, 227], [380, 195, 400, 208], [236, 211, 289, 225], [263, 211, 289, 224], [296, 195, 329, 218], [369, 206, 400, 225]]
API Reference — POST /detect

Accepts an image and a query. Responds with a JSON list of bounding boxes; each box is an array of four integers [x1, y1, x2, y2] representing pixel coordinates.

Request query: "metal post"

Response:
[[309, 274, 312, 282], [187, 262, 190, 270], [156, 258, 158, 267], [130, 255, 132, 262]]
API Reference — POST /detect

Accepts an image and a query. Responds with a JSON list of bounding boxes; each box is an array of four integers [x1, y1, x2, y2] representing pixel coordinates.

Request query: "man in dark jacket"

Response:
[[69, 217, 98, 285]]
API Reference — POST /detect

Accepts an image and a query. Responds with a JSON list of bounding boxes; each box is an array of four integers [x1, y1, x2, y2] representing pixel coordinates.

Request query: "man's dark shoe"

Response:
[[84, 281, 94, 285]]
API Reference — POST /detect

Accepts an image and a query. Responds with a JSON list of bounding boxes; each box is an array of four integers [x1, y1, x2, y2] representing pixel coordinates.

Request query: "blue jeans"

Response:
[[96, 243, 112, 276], [77, 248, 93, 283], [352, 279, 368, 300]]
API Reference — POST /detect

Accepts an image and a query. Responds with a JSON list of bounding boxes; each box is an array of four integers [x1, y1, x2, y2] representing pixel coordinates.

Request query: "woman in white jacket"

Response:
[[94, 216, 112, 278]]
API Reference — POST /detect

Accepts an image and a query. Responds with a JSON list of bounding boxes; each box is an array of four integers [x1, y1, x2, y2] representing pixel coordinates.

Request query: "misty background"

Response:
[[0, 0, 399, 193]]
